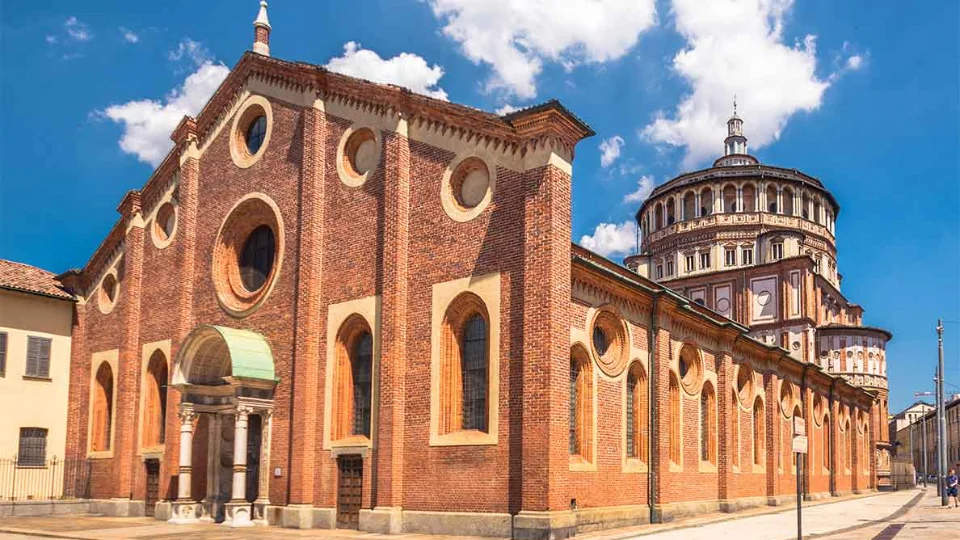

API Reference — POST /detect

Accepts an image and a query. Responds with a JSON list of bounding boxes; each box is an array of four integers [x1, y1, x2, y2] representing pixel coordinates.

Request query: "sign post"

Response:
[[793, 417, 808, 540]]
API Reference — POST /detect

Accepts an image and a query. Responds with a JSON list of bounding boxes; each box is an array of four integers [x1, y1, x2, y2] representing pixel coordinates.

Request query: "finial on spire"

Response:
[[733, 94, 737, 117], [253, 1, 271, 57]]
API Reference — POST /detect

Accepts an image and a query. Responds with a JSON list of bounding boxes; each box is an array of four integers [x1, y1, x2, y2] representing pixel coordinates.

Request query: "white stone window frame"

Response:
[[440, 153, 497, 223], [87, 349, 119, 459]]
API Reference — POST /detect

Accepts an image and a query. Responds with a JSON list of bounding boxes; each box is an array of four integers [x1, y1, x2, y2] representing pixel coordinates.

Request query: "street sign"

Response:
[[792, 435, 808, 454], [794, 416, 806, 436]]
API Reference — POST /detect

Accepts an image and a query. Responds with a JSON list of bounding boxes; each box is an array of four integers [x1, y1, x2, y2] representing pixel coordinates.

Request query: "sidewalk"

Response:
[[824, 488, 960, 539], [0, 490, 929, 540]]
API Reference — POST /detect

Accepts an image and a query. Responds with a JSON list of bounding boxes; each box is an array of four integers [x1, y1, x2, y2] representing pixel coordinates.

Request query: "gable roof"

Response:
[[0, 259, 74, 301]]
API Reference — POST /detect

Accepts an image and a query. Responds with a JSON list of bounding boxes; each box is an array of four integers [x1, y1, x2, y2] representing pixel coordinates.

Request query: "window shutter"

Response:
[[26, 337, 39, 377], [0, 332, 7, 375], [39, 338, 51, 378], [25, 337, 51, 378]]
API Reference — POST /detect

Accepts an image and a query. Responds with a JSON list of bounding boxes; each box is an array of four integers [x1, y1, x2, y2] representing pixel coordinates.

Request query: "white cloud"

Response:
[[623, 175, 654, 204], [579, 220, 637, 258], [45, 35, 57, 44], [325, 42, 448, 100], [599, 135, 625, 167], [427, 0, 657, 99], [120, 27, 140, 44], [642, 0, 832, 167], [495, 103, 521, 115], [168, 38, 213, 67], [846, 54, 863, 70], [98, 61, 229, 166], [64, 16, 92, 42]]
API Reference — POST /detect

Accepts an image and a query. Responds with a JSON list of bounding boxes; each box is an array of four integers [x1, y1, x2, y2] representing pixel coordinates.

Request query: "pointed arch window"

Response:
[[700, 382, 716, 464], [626, 362, 647, 460], [332, 316, 375, 441], [142, 351, 168, 447], [569, 346, 594, 462], [91, 362, 114, 452], [439, 293, 490, 435], [753, 397, 765, 466], [669, 373, 681, 464]]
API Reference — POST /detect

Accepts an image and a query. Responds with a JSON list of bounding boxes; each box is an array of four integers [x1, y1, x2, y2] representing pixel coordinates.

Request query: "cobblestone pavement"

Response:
[[0, 490, 935, 540]]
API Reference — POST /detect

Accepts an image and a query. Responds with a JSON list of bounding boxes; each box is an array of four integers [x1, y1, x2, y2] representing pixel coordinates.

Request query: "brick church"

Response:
[[59, 2, 887, 536]]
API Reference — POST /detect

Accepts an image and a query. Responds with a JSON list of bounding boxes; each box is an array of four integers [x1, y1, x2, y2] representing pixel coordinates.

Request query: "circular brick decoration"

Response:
[[212, 193, 284, 317], [98, 271, 119, 314], [337, 125, 380, 188], [151, 200, 178, 249], [441, 155, 495, 222], [230, 95, 273, 169], [736, 364, 754, 406], [590, 308, 628, 378], [678, 343, 703, 395]]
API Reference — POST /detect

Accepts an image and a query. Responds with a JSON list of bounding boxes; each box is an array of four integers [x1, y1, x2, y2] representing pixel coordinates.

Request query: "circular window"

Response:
[[212, 194, 284, 317], [337, 126, 380, 187], [736, 364, 754, 405], [590, 308, 628, 377], [780, 382, 794, 417], [98, 272, 119, 314], [245, 115, 267, 155], [239, 225, 275, 292], [441, 155, 496, 222], [756, 291, 772, 306], [678, 343, 703, 394], [151, 201, 178, 248], [230, 95, 273, 169]]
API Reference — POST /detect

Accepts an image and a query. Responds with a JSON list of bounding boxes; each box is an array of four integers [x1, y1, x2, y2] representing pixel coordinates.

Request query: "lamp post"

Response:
[[938, 319, 947, 506]]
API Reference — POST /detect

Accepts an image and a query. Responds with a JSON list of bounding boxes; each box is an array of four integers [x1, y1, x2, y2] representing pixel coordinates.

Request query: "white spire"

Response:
[[255, 1, 271, 29], [253, 1, 271, 56], [714, 98, 758, 167]]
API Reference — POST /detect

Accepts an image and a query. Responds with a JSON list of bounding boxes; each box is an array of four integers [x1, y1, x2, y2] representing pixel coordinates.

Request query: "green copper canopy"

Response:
[[207, 325, 276, 382]]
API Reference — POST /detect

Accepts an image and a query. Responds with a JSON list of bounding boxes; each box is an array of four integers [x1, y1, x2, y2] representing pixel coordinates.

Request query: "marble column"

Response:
[[168, 404, 199, 524], [253, 409, 273, 525], [226, 405, 254, 527]]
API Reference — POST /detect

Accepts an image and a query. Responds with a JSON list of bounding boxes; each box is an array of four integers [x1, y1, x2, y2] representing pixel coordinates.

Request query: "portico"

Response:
[[168, 325, 277, 527]]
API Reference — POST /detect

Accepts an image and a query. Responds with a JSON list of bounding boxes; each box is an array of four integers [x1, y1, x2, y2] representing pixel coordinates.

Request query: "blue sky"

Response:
[[1, 0, 957, 412]]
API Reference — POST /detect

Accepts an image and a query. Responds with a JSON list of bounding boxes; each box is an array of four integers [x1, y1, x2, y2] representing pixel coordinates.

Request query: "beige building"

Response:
[[0, 259, 75, 498]]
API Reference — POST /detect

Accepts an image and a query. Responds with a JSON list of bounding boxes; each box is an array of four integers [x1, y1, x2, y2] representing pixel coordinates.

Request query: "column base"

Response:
[[168, 501, 200, 524], [225, 501, 254, 527], [252, 500, 270, 525], [360, 506, 403, 534]]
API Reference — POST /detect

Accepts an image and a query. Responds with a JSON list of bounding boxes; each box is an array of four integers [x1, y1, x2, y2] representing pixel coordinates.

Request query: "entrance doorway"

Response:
[[144, 459, 160, 517], [336, 455, 363, 529]]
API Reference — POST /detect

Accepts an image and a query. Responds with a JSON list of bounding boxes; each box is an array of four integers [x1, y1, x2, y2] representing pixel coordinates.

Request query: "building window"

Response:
[[725, 248, 736, 267], [669, 374, 681, 464], [822, 413, 830, 470], [700, 252, 711, 270], [245, 115, 267, 155], [753, 398, 765, 465], [732, 389, 740, 468], [666, 260, 674, 276], [332, 316, 375, 441], [685, 255, 695, 273], [142, 351, 168, 447], [570, 346, 594, 462], [239, 225, 276, 292], [656, 264, 663, 280], [17, 428, 47, 467], [772, 242, 784, 261], [742, 248, 753, 265], [700, 382, 716, 464], [0, 332, 6, 377], [439, 293, 490, 435], [25, 336, 51, 379], [91, 362, 114, 452], [626, 363, 647, 460]]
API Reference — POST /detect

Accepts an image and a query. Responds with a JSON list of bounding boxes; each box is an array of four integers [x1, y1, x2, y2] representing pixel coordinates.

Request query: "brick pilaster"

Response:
[[374, 121, 410, 509], [717, 349, 734, 502], [765, 371, 777, 500], [64, 301, 88, 465], [519, 162, 573, 513], [116, 191, 145, 498], [288, 105, 325, 505]]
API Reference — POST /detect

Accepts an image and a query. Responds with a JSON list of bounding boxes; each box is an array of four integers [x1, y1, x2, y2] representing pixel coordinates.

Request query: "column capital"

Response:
[[236, 403, 255, 419], [178, 404, 197, 424]]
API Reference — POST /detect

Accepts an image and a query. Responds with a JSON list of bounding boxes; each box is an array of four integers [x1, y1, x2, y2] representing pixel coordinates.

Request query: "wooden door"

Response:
[[336, 455, 363, 529], [144, 460, 160, 517]]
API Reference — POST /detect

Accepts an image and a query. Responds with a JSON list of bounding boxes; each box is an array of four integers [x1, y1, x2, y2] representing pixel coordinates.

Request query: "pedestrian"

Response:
[[947, 469, 959, 508]]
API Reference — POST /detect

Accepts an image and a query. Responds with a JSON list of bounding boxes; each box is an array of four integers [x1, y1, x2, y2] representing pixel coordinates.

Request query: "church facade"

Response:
[[60, 3, 885, 537]]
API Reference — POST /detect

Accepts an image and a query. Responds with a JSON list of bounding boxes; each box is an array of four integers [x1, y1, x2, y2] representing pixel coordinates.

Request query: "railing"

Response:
[[643, 211, 836, 248], [0, 456, 90, 501]]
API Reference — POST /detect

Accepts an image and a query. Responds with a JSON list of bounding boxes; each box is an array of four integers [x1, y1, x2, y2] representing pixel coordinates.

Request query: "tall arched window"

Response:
[[333, 316, 374, 440], [742, 184, 757, 212], [666, 197, 676, 225], [569, 346, 593, 461], [669, 373, 681, 464], [682, 192, 695, 221], [782, 187, 795, 215], [753, 397, 765, 466], [654, 202, 664, 230], [91, 362, 114, 452], [723, 185, 737, 213], [766, 185, 778, 213], [626, 363, 647, 460], [845, 419, 852, 471], [732, 389, 740, 468], [822, 412, 831, 470], [701, 187, 714, 216], [142, 351, 168, 447], [700, 382, 716, 464], [439, 293, 490, 435], [791, 405, 802, 468]]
